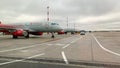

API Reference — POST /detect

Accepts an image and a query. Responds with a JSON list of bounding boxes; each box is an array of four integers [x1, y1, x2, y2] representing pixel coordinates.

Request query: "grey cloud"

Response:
[[0, 0, 120, 30], [63, 0, 120, 16], [1, 0, 119, 17]]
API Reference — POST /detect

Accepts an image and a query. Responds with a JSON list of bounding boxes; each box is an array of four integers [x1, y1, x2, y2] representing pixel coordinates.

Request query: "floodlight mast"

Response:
[[67, 17, 68, 28], [46, 6, 50, 29], [47, 6, 50, 22]]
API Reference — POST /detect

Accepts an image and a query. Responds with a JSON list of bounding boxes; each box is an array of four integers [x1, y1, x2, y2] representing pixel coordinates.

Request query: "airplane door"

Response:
[[45, 22, 49, 29]]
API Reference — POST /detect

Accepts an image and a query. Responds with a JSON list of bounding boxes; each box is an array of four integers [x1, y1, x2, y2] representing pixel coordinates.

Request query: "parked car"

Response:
[[80, 32, 85, 35]]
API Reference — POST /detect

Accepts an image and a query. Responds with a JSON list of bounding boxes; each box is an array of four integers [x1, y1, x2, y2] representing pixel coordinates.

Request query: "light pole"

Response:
[[67, 17, 68, 29], [47, 6, 50, 22]]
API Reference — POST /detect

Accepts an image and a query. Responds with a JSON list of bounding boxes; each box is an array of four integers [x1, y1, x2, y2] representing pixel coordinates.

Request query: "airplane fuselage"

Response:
[[0, 21, 63, 38], [7, 22, 62, 32]]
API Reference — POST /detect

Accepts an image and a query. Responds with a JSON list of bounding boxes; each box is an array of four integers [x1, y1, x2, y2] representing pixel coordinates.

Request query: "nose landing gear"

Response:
[[51, 32, 55, 38]]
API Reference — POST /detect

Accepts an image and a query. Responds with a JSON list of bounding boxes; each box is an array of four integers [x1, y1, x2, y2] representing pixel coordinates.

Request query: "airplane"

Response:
[[58, 28, 79, 34], [0, 21, 63, 39]]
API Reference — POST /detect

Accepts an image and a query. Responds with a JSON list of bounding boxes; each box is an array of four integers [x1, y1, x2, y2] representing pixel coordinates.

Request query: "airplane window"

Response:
[[51, 23, 59, 25], [51, 23, 56, 25]]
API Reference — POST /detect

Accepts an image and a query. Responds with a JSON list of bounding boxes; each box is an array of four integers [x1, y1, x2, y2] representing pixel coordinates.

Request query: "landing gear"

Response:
[[71, 32, 74, 34], [24, 31, 29, 38], [65, 32, 67, 34], [12, 35, 18, 39], [51, 32, 55, 38], [12, 30, 29, 39], [25, 34, 29, 38]]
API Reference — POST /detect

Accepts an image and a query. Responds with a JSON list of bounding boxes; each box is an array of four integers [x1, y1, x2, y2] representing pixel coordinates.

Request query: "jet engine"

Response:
[[30, 32, 43, 35], [12, 29, 29, 38], [57, 30, 65, 34]]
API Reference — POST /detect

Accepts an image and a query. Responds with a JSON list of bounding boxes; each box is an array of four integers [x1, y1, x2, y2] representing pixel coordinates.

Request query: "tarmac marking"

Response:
[[55, 43, 65, 46], [62, 37, 81, 49], [0, 53, 45, 66], [46, 43, 65, 46], [61, 51, 69, 64], [0, 36, 79, 53], [62, 44, 71, 49], [92, 34, 120, 57], [46, 44, 53, 46], [20, 50, 29, 52], [0, 43, 46, 53]]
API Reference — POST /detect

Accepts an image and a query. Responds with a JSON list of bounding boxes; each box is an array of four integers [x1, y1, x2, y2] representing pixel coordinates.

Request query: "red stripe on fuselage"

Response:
[[0, 24, 15, 29], [0, 24, 24, 29]]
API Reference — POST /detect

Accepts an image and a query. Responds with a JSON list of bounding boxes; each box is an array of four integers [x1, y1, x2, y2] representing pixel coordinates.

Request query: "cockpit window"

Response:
[[51, 23, 59, 25]]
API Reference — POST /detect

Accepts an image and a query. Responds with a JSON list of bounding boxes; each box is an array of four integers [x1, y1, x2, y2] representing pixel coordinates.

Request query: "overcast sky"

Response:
[[0, 0, 120, 30]]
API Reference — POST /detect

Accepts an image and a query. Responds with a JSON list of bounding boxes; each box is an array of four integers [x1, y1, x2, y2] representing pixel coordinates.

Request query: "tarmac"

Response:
[[0, 32, 120, 68]]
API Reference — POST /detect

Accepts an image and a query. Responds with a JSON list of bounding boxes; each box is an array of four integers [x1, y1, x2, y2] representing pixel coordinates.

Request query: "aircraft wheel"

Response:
[[12, 35, 18, 39], [25, 34, 29, 38], [51, 32, 55, 38], [24, 31, 29, 38], [51, 35, 55, 38]]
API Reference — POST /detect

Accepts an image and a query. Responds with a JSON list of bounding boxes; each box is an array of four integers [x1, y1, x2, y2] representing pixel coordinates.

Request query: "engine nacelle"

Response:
[[30, 32, 43, 35], [57, 30, 65, 34], [12, 29, 29, 39], [58, 32, 64, 34], [12, 29, 27, 36]]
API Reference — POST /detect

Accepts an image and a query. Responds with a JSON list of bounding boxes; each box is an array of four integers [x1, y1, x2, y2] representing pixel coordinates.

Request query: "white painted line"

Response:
[[70, 40, 76, 44], [20, 50, 29, 52], [27, 53, 45, 59], [46, 44, 53, 46], [0, 36, 80, 52], [61, 51, 69, 64], [55, 44, 64, 46], [0, 43, 46, 53], [0, 60, 23, 66], [62, 37, 81, 49], [62, 44, 70, 49], [92, 34, 120, 57], [0, 53, 45, 66], [70, 39, 79, 44]]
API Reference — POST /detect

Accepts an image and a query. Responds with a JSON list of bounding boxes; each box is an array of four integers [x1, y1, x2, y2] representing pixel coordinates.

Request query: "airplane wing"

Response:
[[0, 23, 41, 38], [0, 24, 31, 38]]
